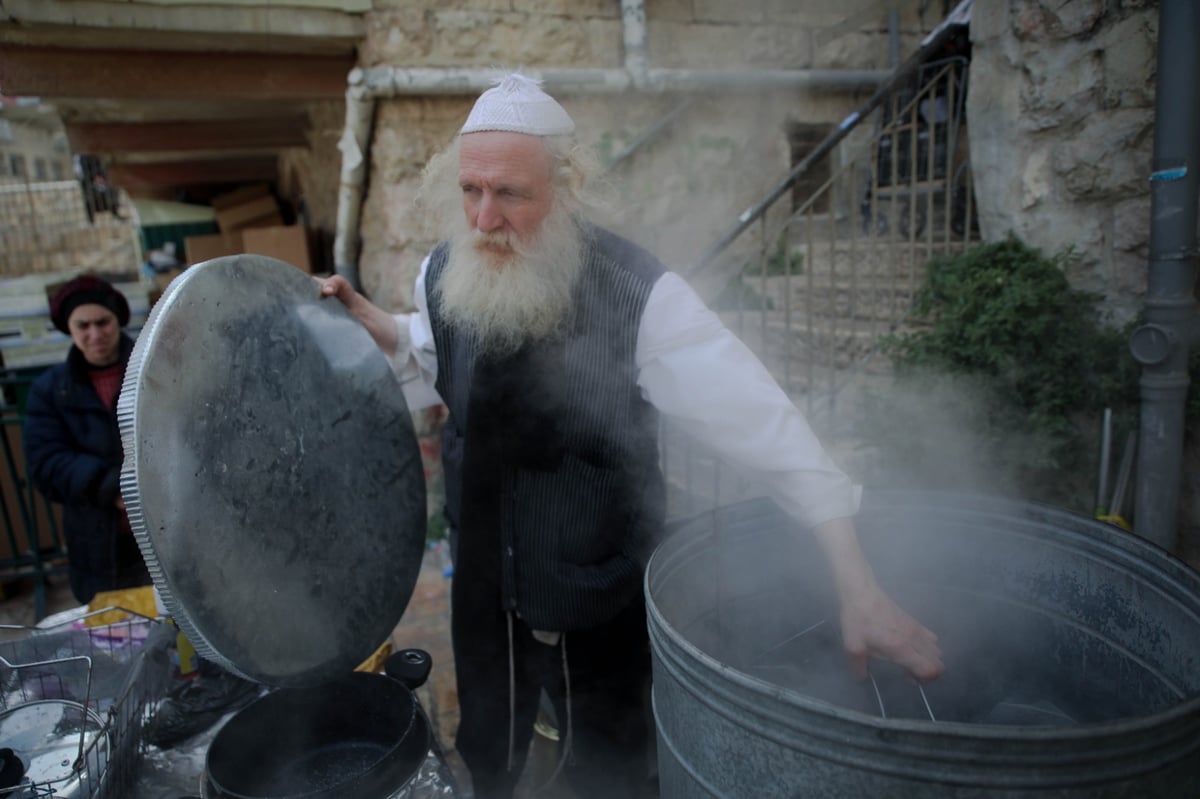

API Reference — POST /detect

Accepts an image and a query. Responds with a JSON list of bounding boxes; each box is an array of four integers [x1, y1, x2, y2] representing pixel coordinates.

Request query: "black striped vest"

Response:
[[427, 225, 666, 630]]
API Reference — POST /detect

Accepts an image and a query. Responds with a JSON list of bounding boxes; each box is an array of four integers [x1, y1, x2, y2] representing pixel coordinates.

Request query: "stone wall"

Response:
[[353, 0, 946, 311], [279, 99, 347, 273], [967, 1, 1200, 554], [0, 182, 141, 277], [967, 0, 1158, 323]]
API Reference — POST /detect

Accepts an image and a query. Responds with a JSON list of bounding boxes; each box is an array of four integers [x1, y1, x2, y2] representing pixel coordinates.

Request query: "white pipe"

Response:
[[333, 72, 376, 283], [332, 0, 889, 284], [622, 0, 648, 84], [641, 68, 886, 92], [353, 66, 887, 96], [355, 66, 634, 96]]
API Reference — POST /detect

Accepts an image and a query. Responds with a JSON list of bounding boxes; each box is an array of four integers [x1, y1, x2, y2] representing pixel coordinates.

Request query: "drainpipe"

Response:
[[888, 7, 900, 68], [331, 0, 889, 289], [1130, 0, 1200, 553], [622, 0, 648, 87], [333, 70, 376, 290]]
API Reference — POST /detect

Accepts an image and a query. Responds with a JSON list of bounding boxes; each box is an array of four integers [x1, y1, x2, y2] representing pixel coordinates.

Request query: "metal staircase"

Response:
[[663, 8, 980, 518]]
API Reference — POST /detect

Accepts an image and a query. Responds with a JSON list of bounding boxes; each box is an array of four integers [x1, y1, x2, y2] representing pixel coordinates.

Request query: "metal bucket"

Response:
[[646, 492, 1200, 797]]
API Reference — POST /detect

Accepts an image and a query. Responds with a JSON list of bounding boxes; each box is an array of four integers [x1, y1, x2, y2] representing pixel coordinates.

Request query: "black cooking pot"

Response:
[[205, 651, 433, 799]]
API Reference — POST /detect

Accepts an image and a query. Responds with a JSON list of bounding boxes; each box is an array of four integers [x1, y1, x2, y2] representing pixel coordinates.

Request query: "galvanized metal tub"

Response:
[[646, 492, 1200, 797]]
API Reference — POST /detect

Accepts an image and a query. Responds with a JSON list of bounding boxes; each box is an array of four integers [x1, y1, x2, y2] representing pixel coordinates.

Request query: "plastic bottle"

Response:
[[437, 539, 454, 578]]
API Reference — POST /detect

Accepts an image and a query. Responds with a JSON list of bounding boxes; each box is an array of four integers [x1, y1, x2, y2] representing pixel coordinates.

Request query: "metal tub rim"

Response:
[[646, 491, 1200, 790]]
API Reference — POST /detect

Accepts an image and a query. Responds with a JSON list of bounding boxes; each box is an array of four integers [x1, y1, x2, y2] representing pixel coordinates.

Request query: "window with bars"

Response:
[[787, 122, 833, 214]]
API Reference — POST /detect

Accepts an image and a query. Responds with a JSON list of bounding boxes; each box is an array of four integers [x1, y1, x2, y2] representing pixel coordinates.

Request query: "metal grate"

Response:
[[0, 610, 170, 798]]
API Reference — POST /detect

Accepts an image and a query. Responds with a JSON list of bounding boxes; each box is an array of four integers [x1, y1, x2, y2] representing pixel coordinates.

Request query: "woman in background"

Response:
[[23, 275, 150, 604]]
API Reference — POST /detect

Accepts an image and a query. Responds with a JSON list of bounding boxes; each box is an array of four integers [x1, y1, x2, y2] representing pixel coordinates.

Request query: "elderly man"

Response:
[[321, 73, 943, 799]]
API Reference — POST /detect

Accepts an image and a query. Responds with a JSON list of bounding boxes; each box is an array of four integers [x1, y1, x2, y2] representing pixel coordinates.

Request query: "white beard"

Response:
[[438, 203, 584, 356]]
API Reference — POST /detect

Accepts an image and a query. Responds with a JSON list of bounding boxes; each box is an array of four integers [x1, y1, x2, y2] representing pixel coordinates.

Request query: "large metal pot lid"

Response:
[[117, 255, 427, 688]]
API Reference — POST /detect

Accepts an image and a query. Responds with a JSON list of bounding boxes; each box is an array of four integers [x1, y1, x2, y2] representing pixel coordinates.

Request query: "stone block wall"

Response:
[[279, 99, 346, 260], [352, 0, 944, 311], [967, 0, 1158, 322], [0, 182, 141, 278], [967, 1, 1200, 553]]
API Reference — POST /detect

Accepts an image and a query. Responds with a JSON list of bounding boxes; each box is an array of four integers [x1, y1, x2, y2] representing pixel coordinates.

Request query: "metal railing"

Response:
[[664, 57, 981, 518], [0, 370, 69, 621]]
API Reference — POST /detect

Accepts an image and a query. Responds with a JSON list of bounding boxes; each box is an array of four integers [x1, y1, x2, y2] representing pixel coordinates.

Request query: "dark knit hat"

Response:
[[49, 276, 131, 334]]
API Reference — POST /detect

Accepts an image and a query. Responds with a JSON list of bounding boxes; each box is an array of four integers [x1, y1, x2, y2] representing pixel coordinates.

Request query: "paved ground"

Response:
[[0, 544, 574, 798]]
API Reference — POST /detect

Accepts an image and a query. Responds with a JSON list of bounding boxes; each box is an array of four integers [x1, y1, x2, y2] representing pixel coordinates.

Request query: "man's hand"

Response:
[[315, 275, 399, 357], [838, 579, 943, 682], [810, 516, 944, 682], [317, 274, 357, 305]]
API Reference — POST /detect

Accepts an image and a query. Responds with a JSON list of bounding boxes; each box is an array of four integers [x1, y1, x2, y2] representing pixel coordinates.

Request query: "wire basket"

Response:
[[0, 608, 172, 798]]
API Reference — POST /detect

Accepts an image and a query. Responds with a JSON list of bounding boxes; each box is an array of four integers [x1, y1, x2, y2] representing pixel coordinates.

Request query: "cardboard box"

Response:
[[210, 183, 272, 210], [240, 211, 285, 231], [214, 195, 281, 233], [185, 231, 243, 266], [150, 267, 186, 308], [153, 268, 185, 290], [241, 225, 314, 274]]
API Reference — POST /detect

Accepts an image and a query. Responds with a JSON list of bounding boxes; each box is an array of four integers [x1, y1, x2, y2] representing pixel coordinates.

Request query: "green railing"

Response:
[[0, 368, 69, 621]]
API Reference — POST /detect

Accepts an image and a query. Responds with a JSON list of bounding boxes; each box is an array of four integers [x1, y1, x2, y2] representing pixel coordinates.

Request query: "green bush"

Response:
[[859, 237, 1139, 511], [712, 275, 773, 311], [762, 241, 804, 276], [426, 510, 448, 542], [711, 241, 804, 310]]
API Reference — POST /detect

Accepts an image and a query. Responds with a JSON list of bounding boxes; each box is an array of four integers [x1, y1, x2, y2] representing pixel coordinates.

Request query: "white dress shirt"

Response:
[[388, 256, 861, 530]]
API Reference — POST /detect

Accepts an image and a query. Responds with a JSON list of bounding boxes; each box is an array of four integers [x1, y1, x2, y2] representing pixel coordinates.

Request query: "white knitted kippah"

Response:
[[460, 73, 575, 136]]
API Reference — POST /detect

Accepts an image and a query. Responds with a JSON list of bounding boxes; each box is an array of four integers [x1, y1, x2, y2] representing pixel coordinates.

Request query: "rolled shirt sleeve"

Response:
[[636, 272, 861, 529], [385, 255, 443, 411]]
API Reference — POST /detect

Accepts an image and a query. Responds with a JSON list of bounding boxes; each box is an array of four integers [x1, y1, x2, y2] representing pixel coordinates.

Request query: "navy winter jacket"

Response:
[[23, 334, 149, 603]]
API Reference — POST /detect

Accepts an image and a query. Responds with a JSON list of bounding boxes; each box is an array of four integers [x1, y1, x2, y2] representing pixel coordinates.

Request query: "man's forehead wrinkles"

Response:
[[459, 160, 541, 193]]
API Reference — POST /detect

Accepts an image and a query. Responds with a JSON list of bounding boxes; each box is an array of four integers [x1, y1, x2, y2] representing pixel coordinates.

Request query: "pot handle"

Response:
[[0, 747, 24, 789], [384, 648, 432, 690]]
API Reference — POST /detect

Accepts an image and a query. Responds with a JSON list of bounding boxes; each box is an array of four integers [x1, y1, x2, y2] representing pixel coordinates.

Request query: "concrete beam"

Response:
[[66, 117, 311, 154], [51, 98, 315, 125], [108, 156, 279, 187], [0, 0, 365, 49], [0, 46, 354, 100]]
